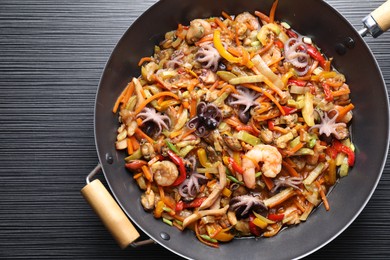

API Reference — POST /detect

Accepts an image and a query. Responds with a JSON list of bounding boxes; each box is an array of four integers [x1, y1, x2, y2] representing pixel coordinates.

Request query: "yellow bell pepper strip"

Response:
[[213, 227, 235, 242], [197, 148, 213, 168], [248, 214, 262, 236], [213, 30, 241, 63], [213, 30, 254, 68], [154, 200, 165, 218]]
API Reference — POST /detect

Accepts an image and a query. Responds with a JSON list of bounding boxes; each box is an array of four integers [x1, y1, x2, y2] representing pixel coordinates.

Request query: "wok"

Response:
[[82, 0, 390, 259]]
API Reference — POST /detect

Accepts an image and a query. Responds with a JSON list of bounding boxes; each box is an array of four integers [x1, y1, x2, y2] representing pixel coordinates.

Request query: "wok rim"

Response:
[[92, 0, 390, 259]]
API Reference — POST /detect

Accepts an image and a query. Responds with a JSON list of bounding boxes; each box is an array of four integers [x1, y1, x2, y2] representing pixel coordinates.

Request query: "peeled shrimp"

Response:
[[242, 144, 282, 189], [235, 12, 260, 34], [150, 160, 179, 186]]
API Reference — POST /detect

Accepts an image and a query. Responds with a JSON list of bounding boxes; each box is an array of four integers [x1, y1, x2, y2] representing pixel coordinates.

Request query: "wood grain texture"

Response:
[[0, 0, 389, 259]]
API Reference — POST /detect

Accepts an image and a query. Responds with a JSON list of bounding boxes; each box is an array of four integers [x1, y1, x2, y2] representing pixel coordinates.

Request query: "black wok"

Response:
[[86, 0, 390, 259]]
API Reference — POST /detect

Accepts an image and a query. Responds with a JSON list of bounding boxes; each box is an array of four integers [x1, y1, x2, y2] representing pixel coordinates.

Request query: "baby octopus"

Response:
[[310, 109, 347, 140], [137, 107, 171, 137], [187, 102, 222, 137], [229, 86, 260, 123], [196, 44, 221, 72]]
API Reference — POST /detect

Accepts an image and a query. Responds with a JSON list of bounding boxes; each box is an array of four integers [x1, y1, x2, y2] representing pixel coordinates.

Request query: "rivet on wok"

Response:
[[160, 232, 170, 240], [105, 153, 114, 164], [335, 43, 347, 55]]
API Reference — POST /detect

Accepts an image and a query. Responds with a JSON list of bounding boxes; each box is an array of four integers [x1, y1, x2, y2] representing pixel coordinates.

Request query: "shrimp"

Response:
[[150, 160, 179, 186], [242, 144, 282, 189], [234, 12, 260, 36]]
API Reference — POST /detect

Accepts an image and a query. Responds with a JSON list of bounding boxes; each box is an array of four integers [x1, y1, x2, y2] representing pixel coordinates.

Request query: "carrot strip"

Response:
[[181, 128, 196, 140], [331, 88, 350, 97], [227, 46, 241, 57], [282, 160, 299, 177], [134, 91, 179, 115], [286, 142, 304, 156], [214, 17, 229, 32], [262, 175, 274, 191], [112, 83, 131, 113], [218, 84, 237, 95], [127, 138, 133, 155], [135, 127, 155, 144], [315, 181, 330, 211], [190, 97, 197, 118], [195, 34, 214, 46], [336, 103, 354, 121], [138, 56, 152, 66], [269, 0, 279, 23], [133, 172, 143, 179], [244, 83, 286, 116], [254, 11, 271, 23], [158, 185, 165, 200], [142, 165, 153, 182], [221, 11, 233, 21], [130, 136, 140, 150]]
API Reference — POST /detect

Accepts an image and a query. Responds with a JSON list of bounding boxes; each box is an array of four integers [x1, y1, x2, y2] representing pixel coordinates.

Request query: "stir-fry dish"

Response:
[[113, 1, 355, 247]]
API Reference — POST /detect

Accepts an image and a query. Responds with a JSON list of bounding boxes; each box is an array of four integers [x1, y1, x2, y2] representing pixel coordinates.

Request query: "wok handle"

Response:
[[371, 0, 390, 33], [81, 178, 140, 249]]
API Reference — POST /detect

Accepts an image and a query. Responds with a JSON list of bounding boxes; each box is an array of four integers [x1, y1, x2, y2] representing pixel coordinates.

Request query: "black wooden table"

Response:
[[1, 0, 389, 259]]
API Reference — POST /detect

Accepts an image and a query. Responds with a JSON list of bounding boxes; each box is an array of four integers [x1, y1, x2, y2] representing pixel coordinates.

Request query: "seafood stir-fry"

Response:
[[113, 1, 355, 247]]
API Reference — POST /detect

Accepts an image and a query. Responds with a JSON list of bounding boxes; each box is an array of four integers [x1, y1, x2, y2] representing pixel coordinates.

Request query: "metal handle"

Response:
[[360, 0, 390, 37], [81, 164, 154, 248]]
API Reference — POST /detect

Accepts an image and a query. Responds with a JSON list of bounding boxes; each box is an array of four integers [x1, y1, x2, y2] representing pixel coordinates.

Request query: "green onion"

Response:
[[165, 140, 179, 154], [200, 234, 218, 243], [162, 218, 173, 226], [227, 175, 244, 185], [255, 171, 262, 178], [174, 219, 183, 226], [162, 207, 172, 213]]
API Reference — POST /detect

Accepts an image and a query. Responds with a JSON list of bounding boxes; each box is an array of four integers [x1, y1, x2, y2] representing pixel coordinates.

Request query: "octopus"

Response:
[[178, 173, 208, 199], [196, 44, 221, 72], [310, 109, 347, 139], [229, 86, 261, 123], [187, 102, 222, 137], [137, 107, 171, 137], [271, 176, 303, 193], [229, 194, 267, 219]]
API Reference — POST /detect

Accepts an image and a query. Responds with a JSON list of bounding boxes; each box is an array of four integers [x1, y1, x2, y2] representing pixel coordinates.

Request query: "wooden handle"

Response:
[[372, 0, 390, 32], [81, 179, 140, 249]]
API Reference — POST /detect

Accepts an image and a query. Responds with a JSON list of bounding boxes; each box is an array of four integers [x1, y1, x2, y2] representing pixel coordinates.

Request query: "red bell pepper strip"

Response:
[[332, 140, 355, 166], [306, 44, 326, 68], [228, 157, 244, 175], [125, 160, 147, 170], [267, 120, 275, 131], [286, 29, 298, 38], [267, 213, 284, 222], [175, 197, 207, 212], [167, 149, 187, 186], [274, 39, 284, 49], [281, 106, 297, 115], [322, 83, 333, 101], [248, 214, 262, 237], [288, 79, 307, 87]]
